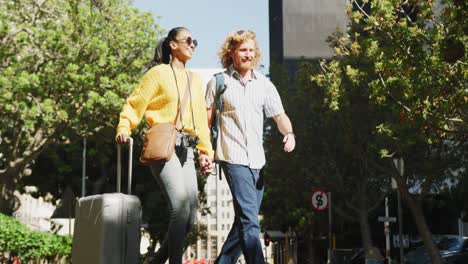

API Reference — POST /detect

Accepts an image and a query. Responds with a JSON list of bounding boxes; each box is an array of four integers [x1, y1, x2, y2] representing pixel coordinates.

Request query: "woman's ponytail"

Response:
[[146, 27, 187, 70], [147, 37, 170, 69]]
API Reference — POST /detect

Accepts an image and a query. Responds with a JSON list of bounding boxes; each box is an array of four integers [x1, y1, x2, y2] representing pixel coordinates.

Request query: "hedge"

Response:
[[0, 213, 72, 263]]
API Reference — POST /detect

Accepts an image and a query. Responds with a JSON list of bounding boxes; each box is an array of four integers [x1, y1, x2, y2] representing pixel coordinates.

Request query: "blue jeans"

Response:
[[215, 162, 265, 264], [150, 140, 198, 264]]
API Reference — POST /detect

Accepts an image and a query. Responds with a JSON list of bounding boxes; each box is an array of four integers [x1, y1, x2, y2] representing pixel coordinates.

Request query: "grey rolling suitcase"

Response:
[[72, 138, 141, 264]]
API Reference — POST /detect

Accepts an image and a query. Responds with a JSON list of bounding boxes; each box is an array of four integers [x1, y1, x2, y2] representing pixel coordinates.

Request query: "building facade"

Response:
[[269, 0, 348, 67]]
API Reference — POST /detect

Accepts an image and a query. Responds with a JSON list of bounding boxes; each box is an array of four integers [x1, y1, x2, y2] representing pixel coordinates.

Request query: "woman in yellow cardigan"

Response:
[[115, 27, 213, 264]]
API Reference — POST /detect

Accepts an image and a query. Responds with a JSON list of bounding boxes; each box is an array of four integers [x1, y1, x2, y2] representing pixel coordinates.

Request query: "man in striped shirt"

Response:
[[206, 30, 296, 264]]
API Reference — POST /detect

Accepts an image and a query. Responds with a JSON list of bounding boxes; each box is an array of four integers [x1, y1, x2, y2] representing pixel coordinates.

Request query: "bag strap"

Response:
[[175, 72, 192, 130]]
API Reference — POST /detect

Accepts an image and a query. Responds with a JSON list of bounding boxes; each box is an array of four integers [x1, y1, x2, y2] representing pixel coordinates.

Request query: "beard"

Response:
[[236, 61, 253, 72]]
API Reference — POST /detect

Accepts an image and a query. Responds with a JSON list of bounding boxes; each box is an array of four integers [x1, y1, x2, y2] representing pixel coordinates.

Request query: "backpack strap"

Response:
[[211, 72, 227, 180], [211, 72, 227, 150], [214, 73, 227, 113]]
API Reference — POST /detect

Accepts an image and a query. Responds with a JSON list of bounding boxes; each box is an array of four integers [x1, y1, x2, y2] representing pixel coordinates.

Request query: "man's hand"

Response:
[[116, 133, 130, 144], [198, 154, 213, 175], [272, 113, 295, 152], [283, 133, 295, 152]]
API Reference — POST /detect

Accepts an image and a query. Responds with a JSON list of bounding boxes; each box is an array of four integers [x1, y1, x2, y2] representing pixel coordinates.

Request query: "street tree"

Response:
[[0, 0, 162, 214], [263, 61, 392, 263], [312, 0, 466, 263]]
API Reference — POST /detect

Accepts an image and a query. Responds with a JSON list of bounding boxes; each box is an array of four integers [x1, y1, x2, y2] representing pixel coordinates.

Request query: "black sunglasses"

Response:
[[175, 37, 198, 47], [236, 30, 255, 36]]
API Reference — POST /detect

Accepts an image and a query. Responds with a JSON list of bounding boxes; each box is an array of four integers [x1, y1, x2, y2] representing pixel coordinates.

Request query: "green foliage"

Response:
[[0, 0, 163, 213], [0, 213, 72, 262], [264, 0, 466, 255], [313, 0, 466, 144], [264, 60, 390, 249], [262, 62, 327, 235], [312, 0, 467, 195]]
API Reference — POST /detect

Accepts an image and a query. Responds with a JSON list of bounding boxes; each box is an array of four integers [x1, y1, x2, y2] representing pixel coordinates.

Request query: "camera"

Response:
[[181, 132, 200, 148]]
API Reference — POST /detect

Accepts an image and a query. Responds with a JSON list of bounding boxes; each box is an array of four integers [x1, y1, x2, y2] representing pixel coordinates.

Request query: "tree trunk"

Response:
[[357, 187, 374, 251], [399, 185, 442, 264], [359, 208, 373, 250], [0, 168, 20, 215], [305, 234, 320, 264], [0, 127, 54, 214]]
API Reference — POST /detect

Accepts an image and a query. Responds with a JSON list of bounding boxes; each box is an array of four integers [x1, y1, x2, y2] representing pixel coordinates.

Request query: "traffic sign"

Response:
[[393, 234, 409, 248], [311, 190, 328, 211], [378, 216, 397, 222]]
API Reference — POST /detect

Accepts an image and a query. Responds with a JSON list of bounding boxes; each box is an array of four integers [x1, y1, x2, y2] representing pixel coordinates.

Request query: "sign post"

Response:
[[311, 190, 328, 211], [311, 190, 332, 263]]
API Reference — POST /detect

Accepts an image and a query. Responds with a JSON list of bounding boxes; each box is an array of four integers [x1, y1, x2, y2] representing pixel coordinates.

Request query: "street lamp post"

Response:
[[82, 137, 87, 197], [384, 197, 391, 263], [393, 158, 405, 263], [328, 192, 333, 264]]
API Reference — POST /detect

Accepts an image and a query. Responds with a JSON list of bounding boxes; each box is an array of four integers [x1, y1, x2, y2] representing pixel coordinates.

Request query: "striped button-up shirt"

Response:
[[205, 66, 284, 169]]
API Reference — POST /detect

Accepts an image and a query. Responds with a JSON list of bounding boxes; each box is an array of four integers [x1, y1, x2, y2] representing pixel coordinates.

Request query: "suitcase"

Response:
[[72, 138, 141, 264]]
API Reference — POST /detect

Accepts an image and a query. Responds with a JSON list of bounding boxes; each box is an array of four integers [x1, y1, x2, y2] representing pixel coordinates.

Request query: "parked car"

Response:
[[348, 247, 384, 264], [404, 236, 468, 264]]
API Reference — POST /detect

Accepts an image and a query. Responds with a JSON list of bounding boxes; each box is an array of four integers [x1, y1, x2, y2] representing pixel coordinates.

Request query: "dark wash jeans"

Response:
[[215, 162, 265, 264]]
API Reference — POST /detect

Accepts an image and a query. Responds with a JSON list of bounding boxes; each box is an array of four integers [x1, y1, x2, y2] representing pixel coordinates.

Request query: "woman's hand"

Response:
[[116, 133, 130, 144], [198, 153, 213, 175]]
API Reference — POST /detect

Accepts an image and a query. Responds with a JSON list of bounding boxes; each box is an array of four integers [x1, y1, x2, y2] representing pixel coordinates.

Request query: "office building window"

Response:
[[210, 224, 217, 231], [210, 236, 218, 259], [201, 239, 207, 258]]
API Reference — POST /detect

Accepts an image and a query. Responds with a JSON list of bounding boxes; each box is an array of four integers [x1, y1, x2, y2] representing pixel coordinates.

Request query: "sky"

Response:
[[132, 0, 270, 71]]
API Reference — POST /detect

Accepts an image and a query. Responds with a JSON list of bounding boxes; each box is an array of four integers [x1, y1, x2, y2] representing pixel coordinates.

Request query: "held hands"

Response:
[[116, 133, 130, 144], [118, 132, 213, 174], [198, 154, 213, 175], [283, 133, 296, 152]]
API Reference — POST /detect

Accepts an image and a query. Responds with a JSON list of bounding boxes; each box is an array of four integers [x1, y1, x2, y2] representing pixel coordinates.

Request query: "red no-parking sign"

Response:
[[311, 190, 328, 211]]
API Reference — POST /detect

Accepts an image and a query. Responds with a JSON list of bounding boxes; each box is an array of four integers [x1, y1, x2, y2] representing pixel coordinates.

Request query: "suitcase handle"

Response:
[[117, 137, 133, 194]]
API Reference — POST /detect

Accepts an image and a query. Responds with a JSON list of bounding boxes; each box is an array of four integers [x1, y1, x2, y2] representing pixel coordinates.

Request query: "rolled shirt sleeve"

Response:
[[205, 77, 216, 109], [263, 79, 284, 118]]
